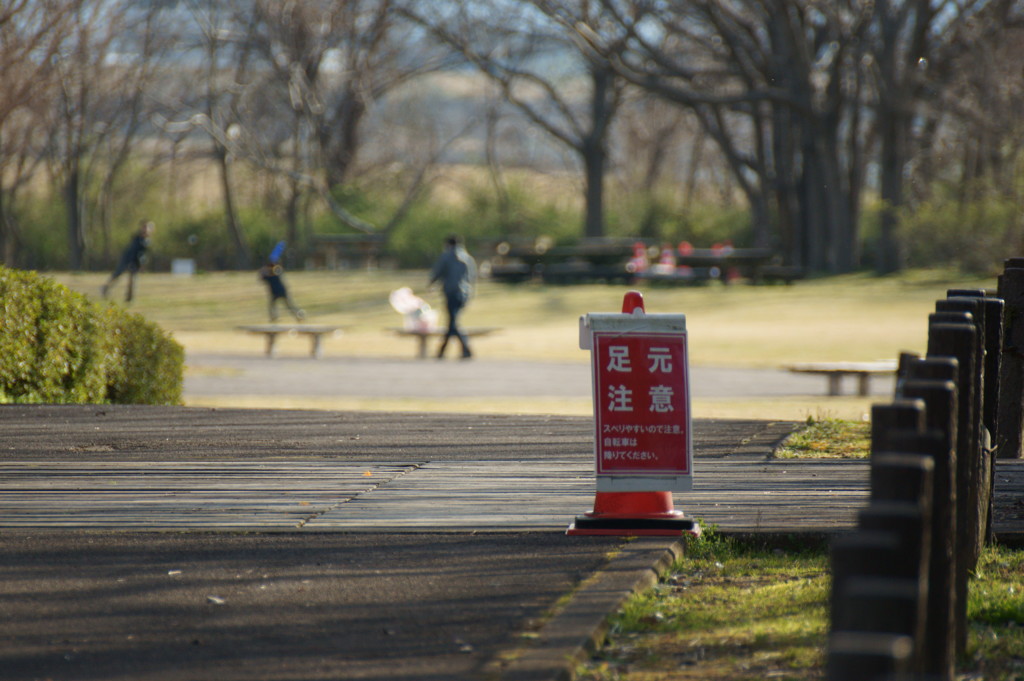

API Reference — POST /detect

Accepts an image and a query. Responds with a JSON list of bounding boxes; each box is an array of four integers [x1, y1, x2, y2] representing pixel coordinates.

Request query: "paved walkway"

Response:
[[0, 407, 841, 533], [2, 405, 1022, 681], [184, 353, 897, 400]]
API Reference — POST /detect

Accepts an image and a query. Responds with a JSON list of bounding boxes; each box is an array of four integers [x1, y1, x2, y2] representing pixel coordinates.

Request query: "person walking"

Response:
[[429, 234, 477, 359], [101, 220, 154, 303], [259, 248, 305, 323]]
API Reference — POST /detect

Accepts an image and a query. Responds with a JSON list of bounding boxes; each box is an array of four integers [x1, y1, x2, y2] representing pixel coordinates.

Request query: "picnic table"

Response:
[[237, 324, 342, 358], [786, 360, 898, 396], [390, 327, 500, 358]]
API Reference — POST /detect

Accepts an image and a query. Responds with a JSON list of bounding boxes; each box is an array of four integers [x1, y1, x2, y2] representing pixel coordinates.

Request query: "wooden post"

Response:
[[947, 290, 1004, 437], [868, 453, 935, 509], [858, 502, 931, 581], [894, 351, 921, 396], [937, 298, 994, 555], [827, 632, 914, 681], [904, 356, 959, 384], [840, 575, 921, 640], [893, 380, 959, 680], [927, 322, 981, 582], [866, 448, 942, 675], [936, 298, 985, 432], [948, 290, 1005, 542], [860, 486, 933, 675], [830, 531, 904, 626], [997, 261, 1024, 459], [926, 320, 986, 627], [980, 296, 1005, 542], [871, 400, 925, 453], [829, 530, 916, 681]]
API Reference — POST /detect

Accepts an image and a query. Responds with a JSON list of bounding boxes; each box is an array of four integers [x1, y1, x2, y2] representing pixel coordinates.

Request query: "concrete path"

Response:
[[0, 406, 795, 681], [2, 389, 1019, 681], [0, 414, 858, 533], [183, 353, 897, 400]]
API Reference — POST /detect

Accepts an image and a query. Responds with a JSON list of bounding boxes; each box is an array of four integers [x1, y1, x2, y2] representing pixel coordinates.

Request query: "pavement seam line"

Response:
[[296, 463, 425, 528], [734, 420, 800, 458]]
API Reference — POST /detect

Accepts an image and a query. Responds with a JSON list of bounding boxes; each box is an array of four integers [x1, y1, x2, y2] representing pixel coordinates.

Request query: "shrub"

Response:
[[0, 266, 183, 405], [387, 201, 469, 268], [386, 178, 584, 267], [101, 306, 184, 405], [16, 199, 69, 271], [156, 213, 244, 271], [860, 187, 1023, 274]]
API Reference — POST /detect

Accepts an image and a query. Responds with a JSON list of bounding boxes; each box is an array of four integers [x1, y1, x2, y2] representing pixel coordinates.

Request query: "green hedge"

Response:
[[0, 266, 183, 405]]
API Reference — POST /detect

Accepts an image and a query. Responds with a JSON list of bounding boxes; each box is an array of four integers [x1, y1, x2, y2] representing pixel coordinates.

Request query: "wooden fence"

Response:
[[827, 258, 1024, 680]]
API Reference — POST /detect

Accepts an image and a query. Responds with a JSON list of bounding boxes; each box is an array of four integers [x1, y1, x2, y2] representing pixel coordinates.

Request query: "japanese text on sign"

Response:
[[592, 332, 690, 477]]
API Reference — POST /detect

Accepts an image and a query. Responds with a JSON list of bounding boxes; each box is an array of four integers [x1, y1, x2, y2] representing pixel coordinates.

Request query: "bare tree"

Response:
[[867, 0, 1021, 272], [39, 0, 172, 270], [612, 91, 712, 239], [163, 0, 456, 257], [407, 0, 628, 240], [244, 0, 448, 242], [0, 0, 71, 266], [567, 0, 874, 272], [181, 0, 255, 269], [564, 0, 1020, 273], [940, 24, 1024, 204], [91, 6, 173, 263]]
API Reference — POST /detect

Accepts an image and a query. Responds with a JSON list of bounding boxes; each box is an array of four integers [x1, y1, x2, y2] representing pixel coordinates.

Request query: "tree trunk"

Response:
[[683, 132, 705, 209], [772, 106, 801, 267], [484, 101, 512, 232], [285, 182, 301, 252], [816, 120, 856, 273], [324, 87, 366, 190], [800, 132, 826, 273], [0, 182, 13, 267], [97, 174, 115, 264], [581, 137, 606, 239], [580, 64, 613, 240], [0, 178, 8, 266], [215, 144, 251, 270], [65, 168, 85, 271], [872, 0, 920, 275], [876, 108, 906, 274]]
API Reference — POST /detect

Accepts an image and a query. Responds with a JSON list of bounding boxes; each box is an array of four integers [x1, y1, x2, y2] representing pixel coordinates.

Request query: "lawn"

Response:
[[51, 267, 995, 419]]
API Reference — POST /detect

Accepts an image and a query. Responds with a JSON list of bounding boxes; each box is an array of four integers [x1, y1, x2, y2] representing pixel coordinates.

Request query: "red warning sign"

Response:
[[581, 310, 692, 491], [593, 332, 690, 477]]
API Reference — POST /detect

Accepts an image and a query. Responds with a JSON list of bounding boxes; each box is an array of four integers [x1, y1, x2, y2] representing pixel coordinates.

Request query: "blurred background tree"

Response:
[[0, 0, 1021, 275]]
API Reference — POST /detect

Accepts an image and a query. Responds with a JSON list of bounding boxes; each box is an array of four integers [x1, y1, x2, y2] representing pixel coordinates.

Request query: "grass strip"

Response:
[[578, 531, 1024, 681], [774, 417, 871, 459], [578, 529, 829, 681]]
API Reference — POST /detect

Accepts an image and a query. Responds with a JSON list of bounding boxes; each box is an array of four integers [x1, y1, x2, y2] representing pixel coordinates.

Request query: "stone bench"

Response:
[[237, 324, 342, 358], [786, 361, 898, 396], [389, 327, 500, 358]]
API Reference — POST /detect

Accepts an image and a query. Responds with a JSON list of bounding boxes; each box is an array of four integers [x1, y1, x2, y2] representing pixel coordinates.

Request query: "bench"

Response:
[[786, 361, 898, 396], [237, 324, 342, 358], [390, 327, 500, 358]]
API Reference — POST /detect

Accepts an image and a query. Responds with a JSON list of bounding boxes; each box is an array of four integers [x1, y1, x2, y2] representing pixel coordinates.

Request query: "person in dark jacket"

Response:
[[101, 220, 154, 302], [429, 234, 477, 359], [259, 256, 304, 323]]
